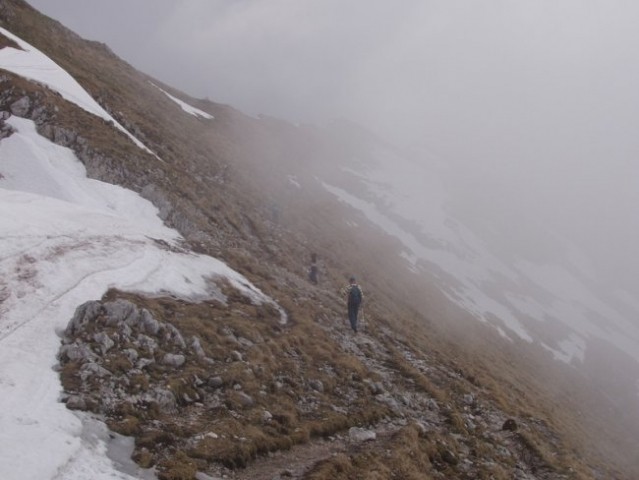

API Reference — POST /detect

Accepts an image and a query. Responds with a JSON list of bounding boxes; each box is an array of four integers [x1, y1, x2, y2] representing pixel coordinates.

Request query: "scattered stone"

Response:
[[236, 392, 255, 408], [10, 96, 30, 116], [414, 421, 430, 437], [135, 334, 158, 353], [65, 395, 86, 410], [122, 348, 139, 363], [349, 427, 376, 442], [370, 381, 385, 395], [104, 299, 139, 326], [147, 387, 176, 411], [309, 379, 324, 392], [59, 342, 96, 362], [440, 447, 459, 465], [195, 472, 223, 480], [230, 350, 243, 362], [79, 362, 111, 382], [192, 336, 206, 357], [502, 418, 518, 432], [262, 410, 273, 423], [65, 301, 104, 336], [164, 323, 186, 349], [136, 358, 154, 369], [208, 376, 224, 389], [139, 309, 161, 336], [93, 331, 115, 355], [162, 353, 186, 367]]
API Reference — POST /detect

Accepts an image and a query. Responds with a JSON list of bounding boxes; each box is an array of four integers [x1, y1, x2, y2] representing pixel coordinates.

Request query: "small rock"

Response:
[[192, 336, 206, 357], [162, 353, 186, 367], [370, 381, 385, 395], [147, 387, 176, 411], [440, 448, 459, 465], [309, 379, 324, 392], [237, 392, 254, 408], [413, 421, 429, 437], [136, 334, 158, 353], [93, 332, 114, 355], [79, 362, 111, 381], [262, 410, 273, 422], [165, 323, 186, 349], [136, 358, 155, 369], [139, 309, 161, 336], [105, 299, 139, 326], [349, 427, 376, 442], [230, 350, 243, 362], [10, 96, 30, 116], [65, 395, 86, 410], [122, 348, 139, 363], [208, 376, 224, 388], [195, 472, 223, 480], [59, 342, 96, 362], [502, 418, 518, 432], [238, 336, 254, 348]]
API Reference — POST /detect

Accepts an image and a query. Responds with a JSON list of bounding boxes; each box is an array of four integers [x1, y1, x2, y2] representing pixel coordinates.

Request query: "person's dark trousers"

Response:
[[348, 303, 360, 332]]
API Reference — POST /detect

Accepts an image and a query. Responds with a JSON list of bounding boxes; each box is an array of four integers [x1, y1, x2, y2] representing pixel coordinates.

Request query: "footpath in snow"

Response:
[[0, 115, 279, 480]]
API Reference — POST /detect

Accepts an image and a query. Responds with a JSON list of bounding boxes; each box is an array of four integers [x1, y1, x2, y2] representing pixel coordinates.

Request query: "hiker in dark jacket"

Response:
[[308, 253, 319, 285], [341, 276, 363, 333]]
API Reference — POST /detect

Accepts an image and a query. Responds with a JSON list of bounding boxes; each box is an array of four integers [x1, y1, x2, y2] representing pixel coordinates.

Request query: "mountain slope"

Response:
[[1, 1, 637, 479]]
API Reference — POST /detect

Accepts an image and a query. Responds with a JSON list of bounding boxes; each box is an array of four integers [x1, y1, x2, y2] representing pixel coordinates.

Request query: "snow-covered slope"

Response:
[[0, 31, 282, 479], [0, 26, 154, 154], [321, 144, 639, 369]]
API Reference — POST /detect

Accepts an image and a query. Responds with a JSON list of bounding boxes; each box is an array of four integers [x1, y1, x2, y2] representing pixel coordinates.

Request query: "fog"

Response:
[[21, 0, 639, 469], [29, 0, 639, 302]]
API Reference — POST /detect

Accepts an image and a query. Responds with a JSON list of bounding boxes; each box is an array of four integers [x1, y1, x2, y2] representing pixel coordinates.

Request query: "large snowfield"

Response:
[[0, 28, 279, 480]]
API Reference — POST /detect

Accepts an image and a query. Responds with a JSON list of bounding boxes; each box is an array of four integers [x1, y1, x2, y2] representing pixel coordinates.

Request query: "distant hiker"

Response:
[[341, 276, 363, 333], [308, 253, 319, 285], [270, 203, 281, 223]]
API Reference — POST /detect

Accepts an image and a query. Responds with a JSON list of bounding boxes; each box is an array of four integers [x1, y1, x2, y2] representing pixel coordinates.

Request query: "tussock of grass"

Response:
[[157, 451, 198, 480], [307, 425, 437, 480]]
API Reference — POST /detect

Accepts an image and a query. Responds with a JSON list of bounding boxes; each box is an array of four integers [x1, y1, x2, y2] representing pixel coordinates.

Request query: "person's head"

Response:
[[349, 276, 356, 284]]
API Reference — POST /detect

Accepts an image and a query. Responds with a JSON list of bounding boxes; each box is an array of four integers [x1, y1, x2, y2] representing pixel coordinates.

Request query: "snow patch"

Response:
[[150, 82, 213, 119], [287, 174, 301, 189], [0, 27, 155, 155], [0, 117, 283, 480]]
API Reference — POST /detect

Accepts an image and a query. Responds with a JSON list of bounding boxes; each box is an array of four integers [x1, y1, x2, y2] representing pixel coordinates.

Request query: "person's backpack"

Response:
[[348, 285, 362, 305]]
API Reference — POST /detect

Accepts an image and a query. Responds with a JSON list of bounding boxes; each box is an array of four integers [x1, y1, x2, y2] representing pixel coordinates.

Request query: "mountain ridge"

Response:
[[1, 1, 637, 478]]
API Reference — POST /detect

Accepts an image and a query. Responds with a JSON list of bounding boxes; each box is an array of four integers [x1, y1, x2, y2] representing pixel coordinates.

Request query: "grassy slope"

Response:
[[1, 1, 637, 478]]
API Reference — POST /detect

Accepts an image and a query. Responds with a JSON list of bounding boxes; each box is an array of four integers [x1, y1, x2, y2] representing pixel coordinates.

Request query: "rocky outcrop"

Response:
[[58, 298, 214, 416]]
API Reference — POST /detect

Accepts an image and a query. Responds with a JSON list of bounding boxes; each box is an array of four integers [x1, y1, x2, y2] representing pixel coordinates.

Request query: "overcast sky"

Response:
[[26, 0, 639, 294]]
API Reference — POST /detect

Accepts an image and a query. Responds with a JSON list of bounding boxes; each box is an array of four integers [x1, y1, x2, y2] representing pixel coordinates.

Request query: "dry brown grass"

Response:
[[0, 31, 20, 49], [4, 1, 635, 477], [306, 425, 439, 480]]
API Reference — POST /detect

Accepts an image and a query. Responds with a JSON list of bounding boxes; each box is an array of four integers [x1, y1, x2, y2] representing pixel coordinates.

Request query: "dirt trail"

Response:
[[224, 318, 430, 479]]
